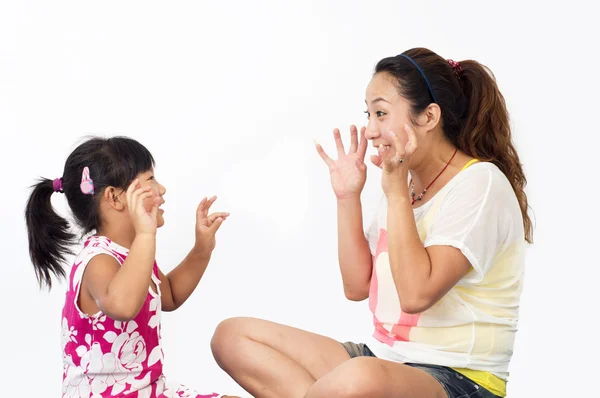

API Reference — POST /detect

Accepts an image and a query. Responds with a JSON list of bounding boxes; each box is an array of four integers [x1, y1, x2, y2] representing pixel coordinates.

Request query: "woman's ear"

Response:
[[421, 103, 442, 131], [103, 187, 126, 211]]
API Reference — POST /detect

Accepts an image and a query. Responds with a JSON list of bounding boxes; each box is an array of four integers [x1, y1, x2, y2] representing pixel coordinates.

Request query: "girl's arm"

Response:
[[157, 249, 211, 312], [159, 196, 228, 311], [84, 234, 156, 321], [82, 181, 161, 321]]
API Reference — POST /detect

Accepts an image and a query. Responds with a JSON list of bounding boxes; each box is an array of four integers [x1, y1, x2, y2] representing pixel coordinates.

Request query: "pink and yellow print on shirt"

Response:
[[364, 162, 525, 381], [369, 228, 421, 345]]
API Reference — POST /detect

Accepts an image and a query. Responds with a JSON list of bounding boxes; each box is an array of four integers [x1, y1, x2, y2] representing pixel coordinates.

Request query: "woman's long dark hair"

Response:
[[375, 48, 532, 243]]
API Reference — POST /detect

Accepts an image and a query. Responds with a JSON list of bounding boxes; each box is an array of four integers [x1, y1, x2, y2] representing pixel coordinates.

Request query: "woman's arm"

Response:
[[337, 197, 373, 301], [380, 126, 475, 314], [314, 126, 373, 301], [386, 195, 471, 314]]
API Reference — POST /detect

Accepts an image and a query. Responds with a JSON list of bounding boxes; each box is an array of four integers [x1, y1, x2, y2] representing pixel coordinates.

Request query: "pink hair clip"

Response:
[[447, 59, 462, 77], [80, 167, 95, 195]]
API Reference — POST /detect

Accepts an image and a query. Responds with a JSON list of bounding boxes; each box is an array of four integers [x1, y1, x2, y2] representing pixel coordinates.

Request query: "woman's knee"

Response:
[[210, 317, 252, 368], [306, 357, 382, 398]]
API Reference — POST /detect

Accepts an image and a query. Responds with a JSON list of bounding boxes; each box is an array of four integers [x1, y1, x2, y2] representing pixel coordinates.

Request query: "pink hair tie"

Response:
[[447, 59, 462, 77], [80, 167, 95, 195], [52, 178, 63, 193]]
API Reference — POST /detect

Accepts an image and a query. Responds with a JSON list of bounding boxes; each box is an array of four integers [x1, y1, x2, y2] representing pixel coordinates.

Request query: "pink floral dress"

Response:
[[61, 236, 222, 398]]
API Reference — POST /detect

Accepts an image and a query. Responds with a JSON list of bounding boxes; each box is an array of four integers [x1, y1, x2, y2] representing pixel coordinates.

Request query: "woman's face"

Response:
[[364, 72, 413, 155]]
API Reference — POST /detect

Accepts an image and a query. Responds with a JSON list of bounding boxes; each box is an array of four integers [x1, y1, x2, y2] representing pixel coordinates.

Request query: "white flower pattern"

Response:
[[62, 317, 79, 350], [61, 236, 221, 398], [90, 315, 107, 331]]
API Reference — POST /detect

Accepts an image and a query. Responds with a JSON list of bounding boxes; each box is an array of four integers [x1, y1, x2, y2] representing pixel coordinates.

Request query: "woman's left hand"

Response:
[[193, 196, 229, 257], [378, 124, 418, 197]]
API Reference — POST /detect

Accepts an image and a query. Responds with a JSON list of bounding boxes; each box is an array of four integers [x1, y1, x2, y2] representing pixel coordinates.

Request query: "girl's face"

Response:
[[135, 169, 167, 228]]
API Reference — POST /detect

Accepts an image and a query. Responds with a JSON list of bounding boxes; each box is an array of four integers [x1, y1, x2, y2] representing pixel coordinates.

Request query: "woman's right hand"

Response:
[[315, 125, 368, 200], [126, 179, 161, 236]]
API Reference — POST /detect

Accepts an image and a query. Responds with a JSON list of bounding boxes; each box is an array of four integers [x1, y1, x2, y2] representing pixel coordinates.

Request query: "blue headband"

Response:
[[398, 54, 438, 104]]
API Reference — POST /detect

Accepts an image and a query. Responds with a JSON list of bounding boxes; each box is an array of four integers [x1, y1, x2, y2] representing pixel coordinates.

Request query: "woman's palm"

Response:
[[316, 126, 368, 199]]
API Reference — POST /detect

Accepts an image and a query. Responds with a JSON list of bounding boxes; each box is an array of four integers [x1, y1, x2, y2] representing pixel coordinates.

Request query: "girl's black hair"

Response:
[[25, 136, 155, 289]]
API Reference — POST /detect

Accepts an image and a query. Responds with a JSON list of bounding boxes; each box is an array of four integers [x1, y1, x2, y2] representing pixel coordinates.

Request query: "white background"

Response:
[[1, 1, 598, 396]]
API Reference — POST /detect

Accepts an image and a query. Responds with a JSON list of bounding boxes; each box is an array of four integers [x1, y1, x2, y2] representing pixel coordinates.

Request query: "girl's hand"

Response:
[[126, 179, 161, 236], [379, 124, 418, 197], [193, 196, 229, 257], [315, 125, 368, 200]]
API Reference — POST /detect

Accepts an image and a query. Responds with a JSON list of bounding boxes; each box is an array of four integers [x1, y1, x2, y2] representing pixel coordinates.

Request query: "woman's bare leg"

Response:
[[305, 357, 448, 398], [210, 317, 351, 398]]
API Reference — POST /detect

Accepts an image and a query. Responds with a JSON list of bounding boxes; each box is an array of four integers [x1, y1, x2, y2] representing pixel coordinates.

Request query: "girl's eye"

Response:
[[364, 110, 370, 118]]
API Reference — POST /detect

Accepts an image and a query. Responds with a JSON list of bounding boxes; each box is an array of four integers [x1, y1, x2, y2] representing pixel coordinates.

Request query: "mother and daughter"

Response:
[[25, 47, 530, 398]]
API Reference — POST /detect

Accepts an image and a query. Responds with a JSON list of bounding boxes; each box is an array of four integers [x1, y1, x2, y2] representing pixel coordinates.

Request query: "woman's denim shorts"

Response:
[[342, 342, 500, 398]]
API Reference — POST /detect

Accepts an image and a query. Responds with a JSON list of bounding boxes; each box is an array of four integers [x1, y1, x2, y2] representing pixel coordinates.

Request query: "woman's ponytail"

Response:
[[458, 60, 533, 243]]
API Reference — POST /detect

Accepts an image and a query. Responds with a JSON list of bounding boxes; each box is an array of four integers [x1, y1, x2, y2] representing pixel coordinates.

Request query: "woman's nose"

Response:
[[365, 122, 379, 140]]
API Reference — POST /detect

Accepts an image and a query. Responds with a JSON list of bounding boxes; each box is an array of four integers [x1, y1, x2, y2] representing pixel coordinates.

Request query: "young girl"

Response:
[[25, 136, 238, 398]]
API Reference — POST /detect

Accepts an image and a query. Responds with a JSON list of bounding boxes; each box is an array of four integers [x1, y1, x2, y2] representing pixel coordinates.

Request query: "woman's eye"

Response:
[[364, 110, 385, 118]]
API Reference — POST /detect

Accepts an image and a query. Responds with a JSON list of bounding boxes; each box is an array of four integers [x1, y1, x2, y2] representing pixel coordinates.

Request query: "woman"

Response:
[[211, 47, 531, 398]]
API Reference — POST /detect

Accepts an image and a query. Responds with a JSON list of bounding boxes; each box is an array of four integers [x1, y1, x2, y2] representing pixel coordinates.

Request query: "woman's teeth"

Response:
[[378, 144, 391, 152]]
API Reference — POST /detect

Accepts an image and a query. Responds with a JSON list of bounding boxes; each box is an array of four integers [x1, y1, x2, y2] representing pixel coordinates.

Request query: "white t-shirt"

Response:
[[365, 162, 526, 380]]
